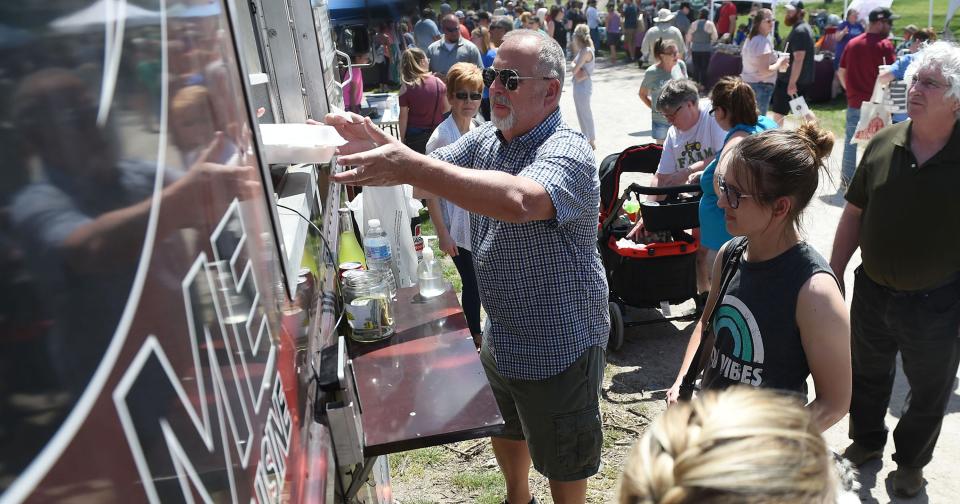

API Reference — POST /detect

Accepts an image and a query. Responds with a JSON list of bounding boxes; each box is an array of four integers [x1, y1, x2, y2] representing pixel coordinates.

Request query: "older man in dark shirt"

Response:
[[831, 41, 960, 498]]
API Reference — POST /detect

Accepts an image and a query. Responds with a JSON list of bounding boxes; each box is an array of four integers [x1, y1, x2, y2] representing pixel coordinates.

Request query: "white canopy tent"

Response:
[[841, 0, 939, 29], [947, 0, 960, 33], [50, 0, 160, 33]]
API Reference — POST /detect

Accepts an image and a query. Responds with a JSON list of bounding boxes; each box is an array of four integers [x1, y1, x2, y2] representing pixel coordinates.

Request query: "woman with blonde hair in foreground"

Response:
[[617, 387, 858, 504]]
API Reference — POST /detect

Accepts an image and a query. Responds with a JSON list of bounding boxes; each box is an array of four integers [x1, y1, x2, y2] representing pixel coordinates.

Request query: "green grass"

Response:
[[602, 426, 626, 449], [775, 0, 959, 41], [808, 94, 848, 140], [389, 446, 451, 479], [451, 469, 506, 503]]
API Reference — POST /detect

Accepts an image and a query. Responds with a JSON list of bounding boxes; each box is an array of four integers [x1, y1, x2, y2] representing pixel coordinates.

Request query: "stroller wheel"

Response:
[[608, 302, 625, 352]]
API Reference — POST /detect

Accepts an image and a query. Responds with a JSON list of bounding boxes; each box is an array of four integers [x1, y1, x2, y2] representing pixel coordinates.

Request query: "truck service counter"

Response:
[[349, 286, 504, 456]]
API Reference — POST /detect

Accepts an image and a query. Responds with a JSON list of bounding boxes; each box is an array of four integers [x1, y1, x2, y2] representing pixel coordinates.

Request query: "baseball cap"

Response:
[[784, 0, 804, 11], [903, 24, 919, 33], [455, 10, 465, 18], [868, 7, 900, 23]]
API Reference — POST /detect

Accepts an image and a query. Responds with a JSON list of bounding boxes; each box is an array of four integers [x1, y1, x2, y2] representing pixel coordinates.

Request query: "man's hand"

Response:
[[686, 171, 702, 184], [658, 168, 690, 187], [322, 112, 418, 187], [787, 82, 798, 97], [438, 232, 458, 257], [625, 217, 646, 240]]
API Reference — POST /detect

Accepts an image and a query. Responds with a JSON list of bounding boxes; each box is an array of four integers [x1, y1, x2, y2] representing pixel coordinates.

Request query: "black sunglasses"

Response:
[[455, 91, 483, 101], [482, 67, 553, 91], [443, 25, 460, 32]]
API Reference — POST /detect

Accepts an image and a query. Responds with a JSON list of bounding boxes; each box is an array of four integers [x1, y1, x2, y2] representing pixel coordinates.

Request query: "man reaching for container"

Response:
[[326, 29, 608, 504]]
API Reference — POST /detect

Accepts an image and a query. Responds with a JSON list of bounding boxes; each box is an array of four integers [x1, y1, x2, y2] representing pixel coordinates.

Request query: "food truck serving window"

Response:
[[0, 1, 289, 498]]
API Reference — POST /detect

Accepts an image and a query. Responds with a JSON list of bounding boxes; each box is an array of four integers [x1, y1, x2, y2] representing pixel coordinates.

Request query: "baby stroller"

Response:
[[598, 144, 703, 351]]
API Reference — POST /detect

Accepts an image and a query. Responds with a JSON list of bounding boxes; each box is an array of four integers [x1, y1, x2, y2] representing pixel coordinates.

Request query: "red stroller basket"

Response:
[[597, 144, 703, 351]]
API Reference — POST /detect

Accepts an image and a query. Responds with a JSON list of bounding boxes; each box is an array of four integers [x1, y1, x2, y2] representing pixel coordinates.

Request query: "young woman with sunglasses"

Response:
[[419, 62, 485, 344], [690, 77, 777, 297], [665, 122, 852, 434], [570, 24, 596, 149], [741, 8, 788, 116], [639, 38, 687, 144]]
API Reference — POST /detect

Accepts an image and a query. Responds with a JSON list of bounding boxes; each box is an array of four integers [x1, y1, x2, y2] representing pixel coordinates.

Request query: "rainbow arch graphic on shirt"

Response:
[[712, 295, 765, 364]]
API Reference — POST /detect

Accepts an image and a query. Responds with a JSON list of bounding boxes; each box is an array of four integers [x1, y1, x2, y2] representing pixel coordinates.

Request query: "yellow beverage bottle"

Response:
[[338, 208, 366, 267]]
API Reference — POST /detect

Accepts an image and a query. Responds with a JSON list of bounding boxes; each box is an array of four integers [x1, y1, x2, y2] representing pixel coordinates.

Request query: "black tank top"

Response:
[[702, 237, 838, 395], [553, 22, 567, 49]]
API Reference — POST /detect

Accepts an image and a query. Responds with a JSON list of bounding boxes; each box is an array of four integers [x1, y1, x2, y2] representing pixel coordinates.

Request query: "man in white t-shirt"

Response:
[[628, 79, 725, 297], [641, 9, 687, 65], [653, 79, 726, 187]]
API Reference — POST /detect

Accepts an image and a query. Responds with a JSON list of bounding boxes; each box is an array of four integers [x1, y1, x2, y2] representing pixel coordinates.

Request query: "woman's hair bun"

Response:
[[795, 121, 834, 164]]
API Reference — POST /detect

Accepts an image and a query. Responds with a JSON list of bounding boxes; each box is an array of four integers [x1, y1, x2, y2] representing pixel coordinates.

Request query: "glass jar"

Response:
[[342, 270, 395, 342]]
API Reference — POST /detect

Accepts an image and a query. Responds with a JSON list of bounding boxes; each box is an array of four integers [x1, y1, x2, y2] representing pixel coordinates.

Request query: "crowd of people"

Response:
[[335, 4, 960, 502]]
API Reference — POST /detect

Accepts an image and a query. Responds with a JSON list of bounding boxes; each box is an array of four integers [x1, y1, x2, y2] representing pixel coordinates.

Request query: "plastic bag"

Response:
[[347, 186, 419, 288], [789, 94, 815, 121], [852, 80, 891, 145]]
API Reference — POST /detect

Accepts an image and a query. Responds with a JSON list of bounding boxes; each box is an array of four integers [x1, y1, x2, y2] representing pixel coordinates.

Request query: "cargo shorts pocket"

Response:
[[554, 406, 603, 473]]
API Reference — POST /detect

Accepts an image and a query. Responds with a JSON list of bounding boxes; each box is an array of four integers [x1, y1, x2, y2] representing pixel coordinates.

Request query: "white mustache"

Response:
[[492, 95, 512, 108]]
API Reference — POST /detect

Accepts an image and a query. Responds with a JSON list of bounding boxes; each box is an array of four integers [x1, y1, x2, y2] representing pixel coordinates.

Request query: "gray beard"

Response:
[[490, 100, 517, 131], [491, 108, 516, 131]]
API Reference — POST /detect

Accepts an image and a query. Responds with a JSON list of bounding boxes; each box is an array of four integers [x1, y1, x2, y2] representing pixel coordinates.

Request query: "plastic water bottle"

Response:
[[363, 219, 398, 298], [418, 237, 445, 298]]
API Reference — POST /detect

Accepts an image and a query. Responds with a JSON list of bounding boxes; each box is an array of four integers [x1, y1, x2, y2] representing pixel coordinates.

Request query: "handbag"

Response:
[[852, 80, 891, 145], [677, 238, 748, 401]]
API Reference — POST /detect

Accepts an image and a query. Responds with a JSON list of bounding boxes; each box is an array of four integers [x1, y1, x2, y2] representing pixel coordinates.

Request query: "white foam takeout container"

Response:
[[258, 123, 346, 164]]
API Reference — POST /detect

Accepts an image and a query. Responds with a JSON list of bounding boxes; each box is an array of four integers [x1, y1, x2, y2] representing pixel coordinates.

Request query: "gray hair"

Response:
[[655, 78, 700, 113], [904, 41, 960, 117], [491, 15, 514, 32], [501, 29, 565, 89]]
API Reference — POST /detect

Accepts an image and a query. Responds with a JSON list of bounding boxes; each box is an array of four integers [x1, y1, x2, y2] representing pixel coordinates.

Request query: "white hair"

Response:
[[501, 29, 565, 89], [904, 40, 960, 117]]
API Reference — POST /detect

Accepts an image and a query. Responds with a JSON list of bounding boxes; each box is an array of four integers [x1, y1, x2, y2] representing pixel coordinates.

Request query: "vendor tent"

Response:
[[50, 0, 160, 33], [948, 0, 960, 33], [843, 0, 893, 22]]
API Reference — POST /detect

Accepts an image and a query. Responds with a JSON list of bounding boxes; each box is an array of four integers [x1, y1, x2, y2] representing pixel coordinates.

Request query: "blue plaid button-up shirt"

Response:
[[430, 108, 609, 380]]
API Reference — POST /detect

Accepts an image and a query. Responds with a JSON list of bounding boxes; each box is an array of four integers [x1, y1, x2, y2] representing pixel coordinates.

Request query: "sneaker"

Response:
[[893, 466, 924, 498], [842, 442, 883, 467]]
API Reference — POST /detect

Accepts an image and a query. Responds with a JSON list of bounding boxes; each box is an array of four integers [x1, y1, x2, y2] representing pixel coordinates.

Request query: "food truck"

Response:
[[0, 1, 501, 502]]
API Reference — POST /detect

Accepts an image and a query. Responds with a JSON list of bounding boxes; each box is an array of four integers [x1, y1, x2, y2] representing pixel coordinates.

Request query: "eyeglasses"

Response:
[[911, 74, 948, 91], [455, 91, 483, 101], [661, 104, 685, 122], [717, 175, 755, 209], [482, 67, 554, 91]]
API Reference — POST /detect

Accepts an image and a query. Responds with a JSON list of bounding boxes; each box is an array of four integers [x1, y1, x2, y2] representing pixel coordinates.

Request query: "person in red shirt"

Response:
[[456, 11, 471, 40], [838, 7, 896, 184], [717, 1, 738, 40]]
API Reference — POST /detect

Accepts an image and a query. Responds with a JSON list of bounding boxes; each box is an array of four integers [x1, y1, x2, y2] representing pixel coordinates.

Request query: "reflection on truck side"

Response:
[[112, 200, 291, 503]]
